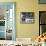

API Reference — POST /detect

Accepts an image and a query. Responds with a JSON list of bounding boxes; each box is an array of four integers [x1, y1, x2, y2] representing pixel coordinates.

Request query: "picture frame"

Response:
[[39, 11, 46, 35], [39, 0, 46, 4], [20, 12, 34, 24], [0, 2, 16, 40]]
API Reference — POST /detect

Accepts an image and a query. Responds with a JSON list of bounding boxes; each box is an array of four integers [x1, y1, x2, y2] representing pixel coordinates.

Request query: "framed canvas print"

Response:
[[0, 2, 16, 40], [39, 0, 46, 4], [20, 12, 34, 24]]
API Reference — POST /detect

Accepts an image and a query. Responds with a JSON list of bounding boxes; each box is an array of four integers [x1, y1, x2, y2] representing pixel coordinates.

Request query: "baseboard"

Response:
[[16, 38, 32, 42]]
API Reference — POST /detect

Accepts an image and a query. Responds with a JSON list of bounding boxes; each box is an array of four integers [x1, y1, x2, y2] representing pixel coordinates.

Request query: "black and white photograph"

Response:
[[20, 12, 34, 24]]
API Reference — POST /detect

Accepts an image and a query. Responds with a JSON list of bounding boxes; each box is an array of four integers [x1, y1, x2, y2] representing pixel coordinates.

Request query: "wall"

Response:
[[0, 0, 46, 40], [16, 0, 39, 39]]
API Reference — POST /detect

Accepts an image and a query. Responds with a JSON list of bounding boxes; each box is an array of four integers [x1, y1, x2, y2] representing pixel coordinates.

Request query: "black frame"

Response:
[[39, 0, 46, 4], [39, 11, 40, 36], [39, 11, 46, 35]]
